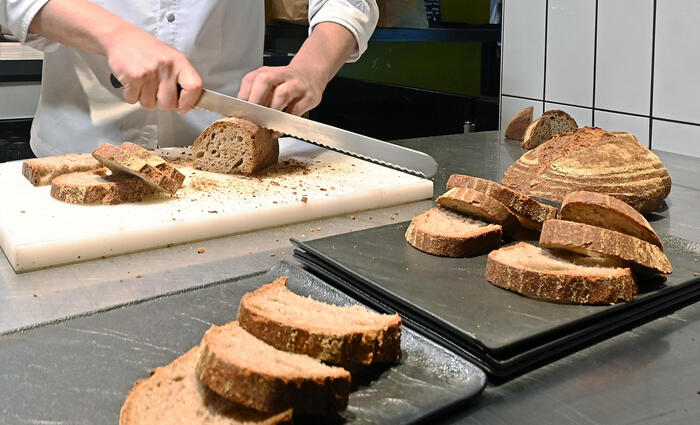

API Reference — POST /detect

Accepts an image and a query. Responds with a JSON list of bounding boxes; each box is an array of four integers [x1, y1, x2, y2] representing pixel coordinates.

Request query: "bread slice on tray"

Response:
[[486, 242, 636, 304], [93, 142, 185, 194], [196, 321, 351, 415], [22, 153, 102, 186], [50, 168, 147, 205], [119, 347, 293, 425], [504, 106, 533, 141], [193, 117, 278, 176], [561, 191, 663, 249], [446, 174, 557, 230], [238, 276, 402, 366], [539, 219, 672, 275], [437, 187, 520, 237], [521, 109, 578, 150], [405, 206, 502, 257]]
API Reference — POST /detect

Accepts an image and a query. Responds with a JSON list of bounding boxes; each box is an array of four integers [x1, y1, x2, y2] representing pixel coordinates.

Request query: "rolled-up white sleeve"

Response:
[[308, 0, 379, 62], [1, 0, 52, 43]]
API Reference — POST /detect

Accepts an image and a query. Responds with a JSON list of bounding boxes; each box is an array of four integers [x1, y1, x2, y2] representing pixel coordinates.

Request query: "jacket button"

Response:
[[166, 13, 175, 23]]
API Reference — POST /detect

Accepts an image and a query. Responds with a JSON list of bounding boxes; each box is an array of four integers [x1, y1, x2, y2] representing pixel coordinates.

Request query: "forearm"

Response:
[[289, 22, 357, 86]]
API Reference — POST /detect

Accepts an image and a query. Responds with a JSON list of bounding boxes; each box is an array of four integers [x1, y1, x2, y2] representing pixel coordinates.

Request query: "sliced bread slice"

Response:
[[196, 322, 351, 415], [446, 174, 558, 230], [119, 347, 293, 425], [51, 168, 147, 205], [93, 142, 185, 194], [238, 276, 402, 366], [504, 106, 533, 141], [486, 242, 636, 304], [22, 153, 102, 186], [193, 117, 278, 176], [405, 206, 502, 257], [544, 109, 578, 134], [539, 219, 672, 275], [521, 109, 578, 150], [561, 191, 663, 249], [437, 187, 520, 236]]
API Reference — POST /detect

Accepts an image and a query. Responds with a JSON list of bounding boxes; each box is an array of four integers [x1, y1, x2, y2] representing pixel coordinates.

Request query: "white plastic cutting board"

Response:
[[0, 138, 433, 272]]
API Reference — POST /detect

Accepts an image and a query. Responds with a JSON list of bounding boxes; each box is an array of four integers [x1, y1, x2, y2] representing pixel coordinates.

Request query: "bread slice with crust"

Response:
[[51, 168, 147, 205], [193, 117, 278, 176], [196, 322, 350, 415], [119, 347, 293, 425], [561, 191, 663, 249], [504, 106, 533, 141], [22, 153, 102, 186], [239, 276, 401, 366], [446, 174, 557, 230], [405, 206, 502, 257], [521, 110, 578, 150], [437, 187, 520, 237], [544, 109, 578, 134], [486, 242, 636, 304], [539, 219, 672, 275]]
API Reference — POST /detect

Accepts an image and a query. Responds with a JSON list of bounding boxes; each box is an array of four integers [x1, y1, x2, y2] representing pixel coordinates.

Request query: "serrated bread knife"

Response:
[[110, 75, 437, 178]]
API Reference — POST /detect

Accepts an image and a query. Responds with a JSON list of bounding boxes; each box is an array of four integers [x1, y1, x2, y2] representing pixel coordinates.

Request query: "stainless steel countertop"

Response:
[[1, 131, 699, 424]]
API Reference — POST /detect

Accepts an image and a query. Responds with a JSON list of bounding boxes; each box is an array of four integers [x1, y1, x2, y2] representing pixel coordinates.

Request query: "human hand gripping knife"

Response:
[[110, 74, 438, 178]]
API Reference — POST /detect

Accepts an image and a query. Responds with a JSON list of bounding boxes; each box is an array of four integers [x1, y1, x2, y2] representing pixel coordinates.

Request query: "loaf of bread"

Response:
[[561, 191, 662, 248], [446, 174, 557, 230], [22, 153, 102, 186], [119, 347, 293, 425], [504, 106, 533, 141], [502, 127, 672, 213], [437, 187, 520, 237], [486, 242, 636, 304], [521, 109, 578, 150], [238, 276, 402, 366], [50, 168, 147, 205], [193, 117, 278, 175], [196, 322, 351, 415], [539, 219, 672, 275]]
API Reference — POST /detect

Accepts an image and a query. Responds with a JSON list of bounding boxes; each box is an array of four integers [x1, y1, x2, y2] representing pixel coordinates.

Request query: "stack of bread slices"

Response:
[[119, 276, 402, 424]]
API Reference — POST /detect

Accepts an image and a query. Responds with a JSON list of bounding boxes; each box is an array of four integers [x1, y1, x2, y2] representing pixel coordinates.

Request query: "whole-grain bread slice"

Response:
[[51, 168, 147, 205], [504, 106, 533, 141], [446, 174, 557, 230], [22, 153, 102, 186], [521, 110, 578, 150], [539, 219, 672, 275], [93, 142, 185, 194], [486, 242, 636, 304], [196, 321, 350, 415], [119, 347, 293, 425], [193, 117, 278, 175], [544, 109, 578, 134], [437, 187, 520, 236], [560, 191, 663, 249], [405, 206, 502, 257], [239, 276, 401, 367]]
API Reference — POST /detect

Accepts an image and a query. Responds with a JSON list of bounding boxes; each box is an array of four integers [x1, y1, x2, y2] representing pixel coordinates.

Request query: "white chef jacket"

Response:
[[0, 0, 378, 157]]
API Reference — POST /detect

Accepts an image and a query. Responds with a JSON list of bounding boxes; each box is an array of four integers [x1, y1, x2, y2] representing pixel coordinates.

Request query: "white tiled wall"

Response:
[[500, 0, 700, 158]]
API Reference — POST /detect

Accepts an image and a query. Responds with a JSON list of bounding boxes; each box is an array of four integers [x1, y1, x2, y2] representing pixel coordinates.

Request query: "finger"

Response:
[[269, 82, 301, 112], [247, 72, 284, 107], [156, 61, 177, 110], [287, 95, 319, 117], [237, 70, 257, 100], [122, 74, 143, 105], [176, 65, 203, 114], [139, 71, 159, 109]]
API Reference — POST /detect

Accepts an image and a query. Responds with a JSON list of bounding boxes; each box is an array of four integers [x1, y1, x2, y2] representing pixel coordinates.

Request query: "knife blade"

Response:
[[109, 75, 437, 177]]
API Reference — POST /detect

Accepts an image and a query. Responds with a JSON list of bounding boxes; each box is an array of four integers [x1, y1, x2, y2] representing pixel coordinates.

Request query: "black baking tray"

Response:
[[0, 261, 486, 425], [291, 222, 700, 363]]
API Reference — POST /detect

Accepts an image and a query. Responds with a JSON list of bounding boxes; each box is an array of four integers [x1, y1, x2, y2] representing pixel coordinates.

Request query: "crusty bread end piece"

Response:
[[504, 106, 533, 141], [238, 276, 402, 366], [119, 347, 293, 425], [22, 153, 102, 186], [437, 187, 520, 237], [51, 168, 147, 205], [193, 117, 278, 176], [521, 110, 578, 150]]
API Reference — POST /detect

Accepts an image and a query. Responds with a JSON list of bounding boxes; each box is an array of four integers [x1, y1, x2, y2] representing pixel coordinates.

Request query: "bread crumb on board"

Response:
[[135, 274, 142, 278], [197, 247, 206, 254]]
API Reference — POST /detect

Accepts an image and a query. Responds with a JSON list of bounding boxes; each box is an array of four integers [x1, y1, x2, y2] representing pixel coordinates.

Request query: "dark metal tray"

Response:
[[291, 222, 700, 361], [0, 261, 486, 425]]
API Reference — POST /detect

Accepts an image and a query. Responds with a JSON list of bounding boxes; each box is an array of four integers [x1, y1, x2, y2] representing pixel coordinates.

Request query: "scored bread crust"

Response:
[[50, 168, 147, 205], [22, 153, 102, 186], [504, 106, 533, 141], [238, 276, 402, 366], [539, 219, 672, 275], [446, 174, 557, 229], [486, 242, 637, 304], [119, 347, 293, 425], [561, 191, 663, 249], [437, 187, 520, 236], [93, 142, 185, 194], [196, 322, 351, 415], [405, 207, 502, 257], [192, 117, 279, 176]]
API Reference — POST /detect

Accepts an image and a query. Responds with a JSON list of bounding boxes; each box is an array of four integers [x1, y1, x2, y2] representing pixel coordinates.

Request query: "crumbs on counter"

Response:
[[301, 195, 308, 203], [197, 247, 206, 254], [351, 216, 356, 220], [208, 210, 218, 214], [135, 274, 142, 278], [390, 215, 396, 220], [33, 294, 38, 298], [270, 253, 277, 257], [694, 272, 699, 277], [20, 210, 26, 214]]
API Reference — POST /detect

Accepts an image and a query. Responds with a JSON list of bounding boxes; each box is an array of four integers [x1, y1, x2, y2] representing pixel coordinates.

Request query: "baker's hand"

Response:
[[105, 31, 202, 113], [237, 65, 326, 116]]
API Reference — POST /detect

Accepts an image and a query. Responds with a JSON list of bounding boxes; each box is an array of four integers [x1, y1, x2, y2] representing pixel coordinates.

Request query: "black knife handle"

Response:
[[109, 73, 182, 95]]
